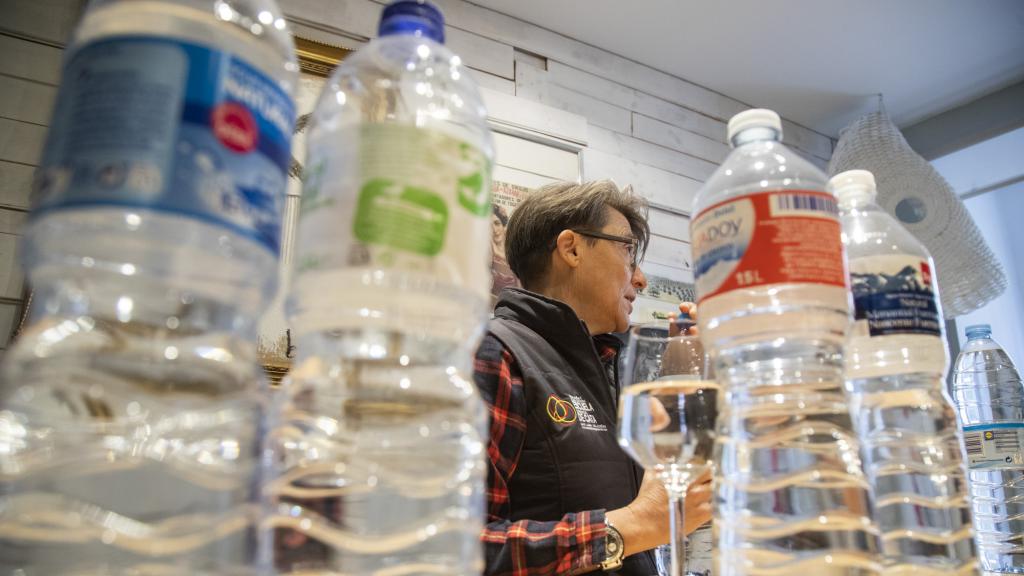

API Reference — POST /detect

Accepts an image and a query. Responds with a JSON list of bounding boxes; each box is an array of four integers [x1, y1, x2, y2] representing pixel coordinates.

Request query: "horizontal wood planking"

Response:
[[780, 119, 832, 161], [546, 61, 726, 142], [641, 255, 694, 285], [469, 68, 514, 94], [543, 63, 831, 162], [493, 132, 579, 182], [481, 87, 588, 146], [281, 1, 833, 158], [493, 164, 559, 189], [283, 0, 515, 80], [632, 113, 729, 164], [425, 0, 748, 122], [0, 205, 27, 302], [0, 75, 57, 126], [1, 0, 83, 46], [0, 232, 25, 300], [0, 161, 34, 210], [0, 118, 46, 167], [515, 63, 630, 134], [647, 207, 690, 244], [646, 233, 691, 273], [0, 302, 19, 350], [582, 148, 701, 216], [0, 35, 63, 86], [588, 125, 717, 182], [282, 0, 381, 41], [0, 210, 27, 235]]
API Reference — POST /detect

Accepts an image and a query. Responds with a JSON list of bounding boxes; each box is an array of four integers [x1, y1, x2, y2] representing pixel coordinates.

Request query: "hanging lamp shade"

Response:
[[828, 111, 1006, 318]]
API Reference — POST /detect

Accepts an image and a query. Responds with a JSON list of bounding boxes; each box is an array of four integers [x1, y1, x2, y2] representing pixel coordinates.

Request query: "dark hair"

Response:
[[492, 203, 509, 226], [505, 180, 649, 289]]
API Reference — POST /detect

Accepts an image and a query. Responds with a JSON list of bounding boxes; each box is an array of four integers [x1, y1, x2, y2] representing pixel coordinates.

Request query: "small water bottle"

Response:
[[831, 169, 977, 573], [0, 1, 296, 574], [264, 1, 493, 574], [952, 324, 1024, 574]]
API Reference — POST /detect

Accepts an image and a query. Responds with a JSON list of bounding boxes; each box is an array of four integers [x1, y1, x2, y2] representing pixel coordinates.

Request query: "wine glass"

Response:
[[618, 322, 718, 576]]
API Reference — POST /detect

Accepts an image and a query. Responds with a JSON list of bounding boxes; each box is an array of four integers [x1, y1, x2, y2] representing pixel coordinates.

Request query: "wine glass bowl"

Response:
[[618, 323, 718, 576]]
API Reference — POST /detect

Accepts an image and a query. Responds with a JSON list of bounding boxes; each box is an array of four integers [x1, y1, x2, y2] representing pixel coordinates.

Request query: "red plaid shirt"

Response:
[[474, 333, 620, 575]]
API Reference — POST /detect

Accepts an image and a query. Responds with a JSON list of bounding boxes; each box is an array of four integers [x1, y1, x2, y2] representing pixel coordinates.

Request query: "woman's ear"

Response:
[[553, 229, 582, 269]]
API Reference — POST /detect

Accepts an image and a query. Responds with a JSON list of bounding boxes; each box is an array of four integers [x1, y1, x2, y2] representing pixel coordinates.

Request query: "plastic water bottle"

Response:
[[952, 325, 1024, 574], [691, 109, 880, 575], [263, 1, 493, 574], [0, 1, 296, 574], [831, 170, 978, 574]]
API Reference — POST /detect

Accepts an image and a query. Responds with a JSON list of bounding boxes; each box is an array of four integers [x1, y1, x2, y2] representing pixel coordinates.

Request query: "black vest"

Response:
[[489, 289, 657, 575]]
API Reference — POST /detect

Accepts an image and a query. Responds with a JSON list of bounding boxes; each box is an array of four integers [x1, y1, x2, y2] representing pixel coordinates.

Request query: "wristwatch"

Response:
[[600, 517, 625, 571]]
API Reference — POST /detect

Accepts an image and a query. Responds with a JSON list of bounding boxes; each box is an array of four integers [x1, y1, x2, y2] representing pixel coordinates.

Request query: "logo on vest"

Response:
[[546, 394, 577, 425], [546, 393, 607, 432]]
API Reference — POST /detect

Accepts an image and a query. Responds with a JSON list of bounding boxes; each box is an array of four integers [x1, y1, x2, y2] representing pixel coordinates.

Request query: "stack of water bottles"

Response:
[[692, 109, 986, 576], [0, 0, 492, 575], [0, 0, 297, 573]]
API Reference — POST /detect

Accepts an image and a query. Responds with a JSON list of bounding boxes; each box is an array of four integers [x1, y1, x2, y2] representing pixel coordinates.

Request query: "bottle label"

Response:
[[33, 36, 295, 254], [850, 254, 941, 338], [963, 423, 1024, 468], [692, 190, 846, 302], [298, 123, 492, 299]]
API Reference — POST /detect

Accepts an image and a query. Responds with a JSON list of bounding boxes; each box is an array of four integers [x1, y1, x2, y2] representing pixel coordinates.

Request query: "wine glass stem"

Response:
[[669, 491, 686, 576]]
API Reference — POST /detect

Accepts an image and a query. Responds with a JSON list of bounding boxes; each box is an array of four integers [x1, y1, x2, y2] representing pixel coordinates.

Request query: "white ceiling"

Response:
[[470, 0, 1024, 137]]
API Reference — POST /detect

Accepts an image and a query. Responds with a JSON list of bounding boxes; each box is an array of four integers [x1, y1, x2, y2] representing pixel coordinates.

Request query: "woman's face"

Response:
[[491, 217, 507, 255]]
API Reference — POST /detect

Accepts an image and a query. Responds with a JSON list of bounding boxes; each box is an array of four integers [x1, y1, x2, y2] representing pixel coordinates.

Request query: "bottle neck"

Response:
[[730, 126, 781, 148], [838, 192, 875, 211]]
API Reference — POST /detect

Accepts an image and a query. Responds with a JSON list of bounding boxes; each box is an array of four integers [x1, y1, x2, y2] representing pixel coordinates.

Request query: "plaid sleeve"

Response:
[[473, 334, 607, 576]]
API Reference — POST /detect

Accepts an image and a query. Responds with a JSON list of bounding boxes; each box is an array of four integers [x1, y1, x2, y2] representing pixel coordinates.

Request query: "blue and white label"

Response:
[[963, 423, 1024, 469], [850, 254, 942, 338], [33, 36, 295, 254]]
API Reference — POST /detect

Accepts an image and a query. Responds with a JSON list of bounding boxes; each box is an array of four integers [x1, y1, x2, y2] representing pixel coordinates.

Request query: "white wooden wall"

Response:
[[0, 0, 87, 349], [0, 0, 836, 347]]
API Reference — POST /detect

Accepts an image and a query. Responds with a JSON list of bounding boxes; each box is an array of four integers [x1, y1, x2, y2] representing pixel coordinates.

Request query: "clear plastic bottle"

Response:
[[691, 109, 880, 575], [952, 325, 1024, 574], [0, 1, 297, 574], [832, 170, 977, 574], [263, 1, 493, 574]]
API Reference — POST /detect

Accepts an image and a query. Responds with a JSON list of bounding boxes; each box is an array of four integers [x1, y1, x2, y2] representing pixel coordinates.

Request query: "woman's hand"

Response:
[[668, 301, 698, 336]]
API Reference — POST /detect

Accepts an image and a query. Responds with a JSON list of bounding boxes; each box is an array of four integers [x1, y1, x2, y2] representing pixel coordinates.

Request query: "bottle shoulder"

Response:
[[694, 141, 827, 212], [72, 0, 297, 88], [841, 207, 931, 258], [310, 35, 492, 150]]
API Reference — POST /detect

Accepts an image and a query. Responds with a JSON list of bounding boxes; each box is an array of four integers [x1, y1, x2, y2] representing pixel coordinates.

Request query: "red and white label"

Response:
[[691, 190, 846, 303], [211, 102, 258, 153]]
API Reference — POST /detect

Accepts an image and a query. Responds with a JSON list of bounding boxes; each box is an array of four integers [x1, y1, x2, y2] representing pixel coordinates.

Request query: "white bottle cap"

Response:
[[727, 109, 782, 142], [828, 169, 877, 202]]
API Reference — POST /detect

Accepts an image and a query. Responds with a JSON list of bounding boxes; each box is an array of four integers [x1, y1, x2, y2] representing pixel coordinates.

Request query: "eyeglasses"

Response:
[[573, 229, 640, 270]]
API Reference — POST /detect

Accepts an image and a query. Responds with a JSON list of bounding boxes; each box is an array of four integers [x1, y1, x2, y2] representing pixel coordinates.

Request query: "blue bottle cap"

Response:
[[378, 0, 445, 44], [674, 312, 696, 331], [965, 324, 992, 340]]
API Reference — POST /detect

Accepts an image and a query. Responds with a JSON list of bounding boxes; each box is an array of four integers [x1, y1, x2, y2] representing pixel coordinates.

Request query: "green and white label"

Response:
[[297, 123, 492, 299]]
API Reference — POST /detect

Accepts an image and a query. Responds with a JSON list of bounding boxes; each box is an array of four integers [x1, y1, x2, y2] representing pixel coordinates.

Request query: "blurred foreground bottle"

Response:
[[263, 1, 494, 574], [0, 1, 297, 574]]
